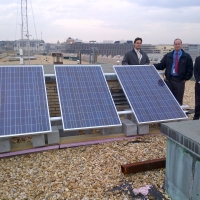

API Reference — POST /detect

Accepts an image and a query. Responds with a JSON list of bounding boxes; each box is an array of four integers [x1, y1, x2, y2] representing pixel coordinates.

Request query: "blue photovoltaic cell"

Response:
[[114, 65, 187, 124], [0, 66, 51, 137], [55, 65, 121, 130]]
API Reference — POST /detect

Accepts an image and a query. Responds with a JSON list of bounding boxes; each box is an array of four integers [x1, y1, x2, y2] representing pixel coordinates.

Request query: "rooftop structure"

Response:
[[65, 42, 157, 57], [185, 44, 200, 62], [155, 45, 174, 54], [14, 39, 46, 55]]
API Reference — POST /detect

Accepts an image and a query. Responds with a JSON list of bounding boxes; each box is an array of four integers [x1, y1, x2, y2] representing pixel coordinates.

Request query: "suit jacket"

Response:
[[154, 50, 193, 81], [194, 56, 200, 83], [122, 49, 150, 65]]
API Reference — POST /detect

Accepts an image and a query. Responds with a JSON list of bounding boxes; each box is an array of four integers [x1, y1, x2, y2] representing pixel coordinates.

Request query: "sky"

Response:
[[1, 0, 200, 44]]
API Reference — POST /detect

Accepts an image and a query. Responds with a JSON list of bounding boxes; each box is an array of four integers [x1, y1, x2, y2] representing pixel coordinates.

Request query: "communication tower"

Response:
[[20, 0, 31, 63]]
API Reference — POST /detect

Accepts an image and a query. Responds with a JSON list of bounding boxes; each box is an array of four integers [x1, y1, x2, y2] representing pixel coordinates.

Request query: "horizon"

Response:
[[1, 39, 200, 46]]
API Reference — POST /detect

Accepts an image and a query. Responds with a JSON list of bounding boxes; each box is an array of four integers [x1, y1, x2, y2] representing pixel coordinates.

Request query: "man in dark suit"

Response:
[[154, 39, 193, 105], [122, 37, 150, 65], [193, 56, 200, 120]]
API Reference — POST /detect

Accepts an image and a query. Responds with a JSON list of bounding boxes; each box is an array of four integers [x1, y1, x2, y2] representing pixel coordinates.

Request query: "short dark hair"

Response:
[[174, 38, 182, 44], [134, 37, 142, 44]]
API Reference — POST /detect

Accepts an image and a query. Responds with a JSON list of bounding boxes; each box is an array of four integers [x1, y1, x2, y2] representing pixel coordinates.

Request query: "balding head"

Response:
[[174, 38, 182, 52]]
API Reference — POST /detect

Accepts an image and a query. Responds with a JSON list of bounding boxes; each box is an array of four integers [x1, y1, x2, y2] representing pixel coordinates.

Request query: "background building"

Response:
[[155, 45, 174, 54], [1, 38, 200, 64], [0, 41, 15, 53], [64, 37, 157, 57], [14, 39, 46, 55], [183, 44, 200, 61]]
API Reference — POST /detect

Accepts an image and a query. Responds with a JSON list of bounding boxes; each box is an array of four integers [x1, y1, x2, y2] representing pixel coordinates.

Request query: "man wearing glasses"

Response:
[[122, 37, 150, 65]]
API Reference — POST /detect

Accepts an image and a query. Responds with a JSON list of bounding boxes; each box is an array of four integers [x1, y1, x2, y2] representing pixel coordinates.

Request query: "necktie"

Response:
[[175, 52, 179, 74], [136, 51, 140, 63]]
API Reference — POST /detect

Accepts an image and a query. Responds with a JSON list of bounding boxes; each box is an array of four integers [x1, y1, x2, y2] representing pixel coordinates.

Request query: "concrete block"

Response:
[[137, 124, 149, 135], [32, 134, 45, 148], [100, 126, 122, 135], [47, 126, 60, 145], [121, 119, 137, 136], [0, 138, 12, 153], [192, 161, 200, 200]]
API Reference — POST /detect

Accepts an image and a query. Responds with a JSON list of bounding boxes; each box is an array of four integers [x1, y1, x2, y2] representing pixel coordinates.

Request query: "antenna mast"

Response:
[[21, 0, 30, 63]]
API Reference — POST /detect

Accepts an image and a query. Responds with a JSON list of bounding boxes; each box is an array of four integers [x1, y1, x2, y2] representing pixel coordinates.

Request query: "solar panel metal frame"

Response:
[[55, 65, 121, 131], [0, 65, 52, 138], [113, 65, 187, 124]]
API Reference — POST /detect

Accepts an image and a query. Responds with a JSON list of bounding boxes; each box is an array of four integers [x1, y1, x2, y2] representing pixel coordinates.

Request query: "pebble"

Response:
[[0, 80, 195, 199]]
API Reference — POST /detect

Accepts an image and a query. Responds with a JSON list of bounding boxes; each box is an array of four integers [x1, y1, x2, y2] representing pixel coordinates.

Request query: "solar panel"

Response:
[[55, 65, 121, 130], [0, 65, 51, 138], [114, 65, 187, 124]]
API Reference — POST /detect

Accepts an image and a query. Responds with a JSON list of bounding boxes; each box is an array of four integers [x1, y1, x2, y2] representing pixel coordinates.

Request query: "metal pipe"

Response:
[[121, 158, 166, 174], [50, 106, 188, 122], [44, 74, 55, 77], [49, 111, 133, 122], [181, 105, 189, 109], [50, 117, 62, 121], [44, 72, 164, 77], [117, 110, 133, 115], [118, 107, 188, 113], [103, 73, 115, 76]]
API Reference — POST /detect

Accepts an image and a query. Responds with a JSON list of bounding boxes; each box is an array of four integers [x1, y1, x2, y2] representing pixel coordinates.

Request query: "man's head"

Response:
[[174, 38, 182, 52], [134, 37, 142, 50]]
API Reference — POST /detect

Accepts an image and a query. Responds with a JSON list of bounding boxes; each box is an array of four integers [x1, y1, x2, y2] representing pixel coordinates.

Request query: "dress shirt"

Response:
[[134, 48, 142, 61], [171, 50, 182, 76]]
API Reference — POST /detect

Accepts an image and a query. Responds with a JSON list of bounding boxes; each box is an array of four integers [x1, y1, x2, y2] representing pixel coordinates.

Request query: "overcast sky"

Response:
[[1, 0, 200, 44]]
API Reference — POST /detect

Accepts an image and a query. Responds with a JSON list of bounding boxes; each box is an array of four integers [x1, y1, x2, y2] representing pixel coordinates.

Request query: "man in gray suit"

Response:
[[122, 37, 150, 65]]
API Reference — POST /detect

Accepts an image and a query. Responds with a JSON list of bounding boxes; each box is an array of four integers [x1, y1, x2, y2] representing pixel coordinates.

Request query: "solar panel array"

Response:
[[0, 66, 51, 137], [114, 65, 187, 124], [55, 65, 121, 130]]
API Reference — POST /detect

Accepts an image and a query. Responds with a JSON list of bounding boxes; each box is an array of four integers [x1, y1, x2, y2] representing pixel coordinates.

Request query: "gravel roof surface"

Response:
[[1, 135, 168, 200], [0, 80, 195, 199]]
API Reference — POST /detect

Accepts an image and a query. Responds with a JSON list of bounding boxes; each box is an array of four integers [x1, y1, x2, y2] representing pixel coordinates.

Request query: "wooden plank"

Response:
[[59, 133, 127, 144], [121, 158, 166, 174], [3, 127, 161, 155], [60, 127, 160, 144]]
